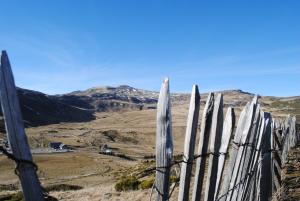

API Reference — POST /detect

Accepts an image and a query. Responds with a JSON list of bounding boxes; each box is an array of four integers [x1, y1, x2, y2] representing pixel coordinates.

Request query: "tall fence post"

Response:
[[192, 93, 214, 201], [178, 85, 200, 201], [155, 78, 173, 201], [203, 93, 223, 201], [0, 51, 45, 201]]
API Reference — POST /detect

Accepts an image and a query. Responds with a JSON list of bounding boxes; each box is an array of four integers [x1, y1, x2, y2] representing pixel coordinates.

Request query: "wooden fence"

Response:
[[155, 79, 298, 201], [0, 51, 298, 201]]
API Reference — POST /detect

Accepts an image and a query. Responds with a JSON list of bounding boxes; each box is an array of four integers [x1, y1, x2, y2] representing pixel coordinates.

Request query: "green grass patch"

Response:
[[139, 177, 154, 190], [115, 176, 140, 191]]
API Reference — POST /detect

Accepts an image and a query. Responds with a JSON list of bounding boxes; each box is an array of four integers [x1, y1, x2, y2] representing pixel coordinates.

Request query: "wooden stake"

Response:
[[178, 85, 200, 201], [0, 51, 45, 201]]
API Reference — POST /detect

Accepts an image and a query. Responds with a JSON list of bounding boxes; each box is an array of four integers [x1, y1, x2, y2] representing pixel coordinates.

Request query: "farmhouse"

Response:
[[49, 142, 66, 150]]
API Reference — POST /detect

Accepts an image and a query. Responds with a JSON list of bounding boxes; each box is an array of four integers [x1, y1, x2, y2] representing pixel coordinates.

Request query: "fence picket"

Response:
[[178, 85, 200, 201], [192, 93, 214, 201], [214, 107, 235, 199], [259, 112, 272, 201], [0, 51, 45, 201], [226, 96, 257, 201], [155, 78, 173, 201], [235, 104, 261, 201], [218, 102, 250, 201], [203, 93, 224, 201]]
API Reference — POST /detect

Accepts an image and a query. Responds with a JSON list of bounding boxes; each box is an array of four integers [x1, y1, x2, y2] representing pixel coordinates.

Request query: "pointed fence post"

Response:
[[155, 78, 173, 201], [214, 107, 235, 199], [203, 93, 223, 201], [225, 96, 257, 201], [0, 51, 45, 201], [178, 85, 200, 201], [192, 93, 214, 201]]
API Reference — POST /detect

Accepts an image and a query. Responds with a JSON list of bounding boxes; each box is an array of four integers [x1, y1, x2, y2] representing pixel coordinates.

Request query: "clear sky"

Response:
[[0, 1, 299, 96]]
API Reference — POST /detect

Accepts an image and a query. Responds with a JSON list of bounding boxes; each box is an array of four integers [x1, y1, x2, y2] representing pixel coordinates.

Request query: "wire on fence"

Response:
[[146, 142, 282, 200], [0, 146, 38, 175], [0, 146, 54, 200]]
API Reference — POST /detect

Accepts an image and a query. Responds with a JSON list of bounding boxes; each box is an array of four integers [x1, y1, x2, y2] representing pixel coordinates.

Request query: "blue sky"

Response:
[[0, 1, 299, 96]]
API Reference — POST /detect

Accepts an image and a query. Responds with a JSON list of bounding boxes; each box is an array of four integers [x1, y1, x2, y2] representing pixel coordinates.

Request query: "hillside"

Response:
[[0, 85, 299, 201], [0, 85, 299, 131], [0, 88, 95, 131]]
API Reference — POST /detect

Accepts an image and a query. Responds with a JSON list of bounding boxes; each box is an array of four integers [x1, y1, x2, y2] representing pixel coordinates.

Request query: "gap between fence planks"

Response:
[[0, 51, 45, 201], [178, 85, 200, 201]]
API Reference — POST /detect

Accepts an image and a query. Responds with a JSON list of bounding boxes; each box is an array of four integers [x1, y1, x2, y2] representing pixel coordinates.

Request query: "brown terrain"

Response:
[[0, 85, 299, 200]]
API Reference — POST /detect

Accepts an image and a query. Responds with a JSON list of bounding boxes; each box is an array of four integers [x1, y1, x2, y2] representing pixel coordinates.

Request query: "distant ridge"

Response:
[[0, 85, 298, 129]]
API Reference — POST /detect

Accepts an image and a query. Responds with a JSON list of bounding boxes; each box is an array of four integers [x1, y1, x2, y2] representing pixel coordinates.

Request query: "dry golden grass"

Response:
[[0, 93, 298, 200]]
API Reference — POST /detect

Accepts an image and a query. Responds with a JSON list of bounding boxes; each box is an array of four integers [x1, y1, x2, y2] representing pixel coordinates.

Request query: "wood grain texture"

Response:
[[0, 51, 45, 201], [218, 102, 250, 201], [191, 93, 214, 201], [214, 107, 235, 200], [203, 93, 223, 201], [155, 78, 173, 201], [225, 96, 257, 201], [178, 85, 200, 201], [259, 112, 272, 201]]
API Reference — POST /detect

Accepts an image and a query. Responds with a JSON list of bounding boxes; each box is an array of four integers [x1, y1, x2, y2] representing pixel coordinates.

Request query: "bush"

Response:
[[0, 184, 18, 192], [0, 192, 23, 201], [45, 184, 83, 192], [170, 175, 180, 184], [139, 177, 154, 190], [115, 176, 140, 191]]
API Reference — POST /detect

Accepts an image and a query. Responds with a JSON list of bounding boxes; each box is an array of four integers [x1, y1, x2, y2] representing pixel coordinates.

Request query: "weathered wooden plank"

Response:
[[241, 112, 265, 201], [0, 51, 45, 201], [258, 112, 272, 201], [235, 104, 261, 201], [226, 96, 257, 201], [155, 78, 173, 201], [271, 120, 281, 194], [178, 85, 200, 201], [218, 102, 250, 201], [214, 107, 235, 200], [191, 93, 214, 201], [203, 93, 223, 201]]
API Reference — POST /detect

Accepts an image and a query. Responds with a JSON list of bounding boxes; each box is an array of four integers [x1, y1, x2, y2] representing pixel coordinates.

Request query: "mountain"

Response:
[[57, 85, 159, 112], [0, 85, 299, 130], [0, 88, 96, 131]]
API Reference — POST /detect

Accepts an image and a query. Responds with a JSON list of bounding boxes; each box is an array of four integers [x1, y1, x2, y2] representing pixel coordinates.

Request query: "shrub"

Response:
[[170, 175, 180, 184], [139, 177, 154, 190], [0, 192, 23, 201], [115, 176, 140, 191], [0, 184, 18, 192], [45, 184, 83, 192]]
